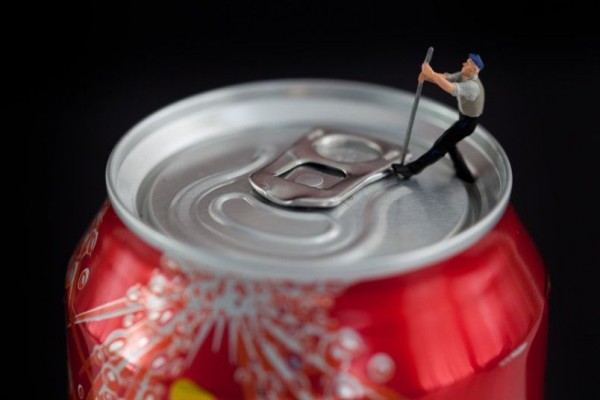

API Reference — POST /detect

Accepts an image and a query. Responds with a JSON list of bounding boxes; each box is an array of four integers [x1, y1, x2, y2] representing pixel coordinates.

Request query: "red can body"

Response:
[[66, 202, 548, 400]]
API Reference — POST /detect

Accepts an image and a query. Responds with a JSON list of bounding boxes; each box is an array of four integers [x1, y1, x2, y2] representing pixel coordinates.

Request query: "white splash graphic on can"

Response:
[[68, 253, 400, 399]]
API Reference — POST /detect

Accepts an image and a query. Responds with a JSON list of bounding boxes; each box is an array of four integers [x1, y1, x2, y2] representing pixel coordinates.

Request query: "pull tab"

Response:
[[249, 128, 403, 208]]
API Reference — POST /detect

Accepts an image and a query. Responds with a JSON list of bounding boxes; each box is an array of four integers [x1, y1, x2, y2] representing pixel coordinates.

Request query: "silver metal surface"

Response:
[[106, 79, 512, 281], [249, 128, 402, 208]]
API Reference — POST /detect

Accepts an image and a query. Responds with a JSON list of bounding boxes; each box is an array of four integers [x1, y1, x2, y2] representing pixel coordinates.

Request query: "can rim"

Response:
[[106, 79, 512, 281]]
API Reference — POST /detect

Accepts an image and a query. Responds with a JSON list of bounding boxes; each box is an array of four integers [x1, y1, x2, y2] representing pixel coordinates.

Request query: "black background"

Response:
[[29, 4, 598, 399]]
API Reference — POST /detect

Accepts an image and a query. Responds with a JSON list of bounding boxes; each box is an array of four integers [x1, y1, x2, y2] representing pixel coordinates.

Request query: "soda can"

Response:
[[66, 79, 549, 399]]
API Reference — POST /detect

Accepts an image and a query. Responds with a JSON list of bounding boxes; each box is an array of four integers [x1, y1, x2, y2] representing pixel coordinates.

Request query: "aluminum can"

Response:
[[66, 80, 548, 400]]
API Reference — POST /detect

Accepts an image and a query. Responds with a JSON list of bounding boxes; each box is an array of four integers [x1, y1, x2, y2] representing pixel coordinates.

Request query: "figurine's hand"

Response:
[[422, 62, 435, 78], [418, 72, 426, 83]]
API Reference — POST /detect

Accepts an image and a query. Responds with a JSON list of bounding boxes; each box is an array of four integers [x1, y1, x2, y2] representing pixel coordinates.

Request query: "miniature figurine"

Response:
[[392, 53, 485, 183]]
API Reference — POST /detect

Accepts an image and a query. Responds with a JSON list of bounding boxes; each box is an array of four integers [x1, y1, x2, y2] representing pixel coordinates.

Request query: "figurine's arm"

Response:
[[419, 71, 452, 83], [421, 63, 456, 94]]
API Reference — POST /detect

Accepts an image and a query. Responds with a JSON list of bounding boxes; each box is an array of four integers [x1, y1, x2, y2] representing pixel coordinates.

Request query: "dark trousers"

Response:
[[407, 113, 478, 175]]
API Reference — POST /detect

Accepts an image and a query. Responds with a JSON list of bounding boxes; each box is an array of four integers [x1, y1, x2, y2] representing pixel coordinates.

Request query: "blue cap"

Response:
[[469, 53, 484, 70]]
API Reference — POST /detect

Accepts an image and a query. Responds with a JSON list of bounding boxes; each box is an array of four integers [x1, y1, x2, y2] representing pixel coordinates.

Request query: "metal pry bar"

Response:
[[399, 46, 434, 165]]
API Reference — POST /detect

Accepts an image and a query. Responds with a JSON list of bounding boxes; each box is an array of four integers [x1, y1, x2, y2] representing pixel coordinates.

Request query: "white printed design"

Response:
[[66, 201, 109, 292], [69, 252, 399, 399], [65, 201, 109, 398]]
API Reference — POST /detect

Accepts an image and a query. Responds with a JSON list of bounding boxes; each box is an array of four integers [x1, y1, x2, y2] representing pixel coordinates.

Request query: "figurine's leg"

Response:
[[398, 120, 465, 175], [448, 146, 476, 183], [393, 116, 477, 180]]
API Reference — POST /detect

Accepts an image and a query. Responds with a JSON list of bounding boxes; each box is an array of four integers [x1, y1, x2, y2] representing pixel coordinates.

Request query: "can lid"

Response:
[[107, 79, 511, 281]]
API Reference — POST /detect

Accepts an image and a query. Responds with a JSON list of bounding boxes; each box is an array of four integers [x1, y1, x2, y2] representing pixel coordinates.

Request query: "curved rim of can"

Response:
[[106, 78, 512, 281]]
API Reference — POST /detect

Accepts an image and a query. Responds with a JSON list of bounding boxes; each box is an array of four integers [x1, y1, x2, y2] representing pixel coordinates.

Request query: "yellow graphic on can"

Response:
[[170, 379, 216, 400]]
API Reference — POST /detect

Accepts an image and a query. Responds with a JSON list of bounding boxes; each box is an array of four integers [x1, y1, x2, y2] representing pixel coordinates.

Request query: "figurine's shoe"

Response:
[[456, 168, 476, 183], [392, 163, 414, 179]]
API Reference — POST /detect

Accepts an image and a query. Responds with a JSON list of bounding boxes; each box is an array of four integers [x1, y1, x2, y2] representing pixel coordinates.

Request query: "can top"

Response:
[[107, 79, 511, 281]]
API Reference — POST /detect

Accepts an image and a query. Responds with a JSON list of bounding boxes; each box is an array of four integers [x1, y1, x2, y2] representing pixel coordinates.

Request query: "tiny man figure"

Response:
[[392, 53, 485, 183]]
